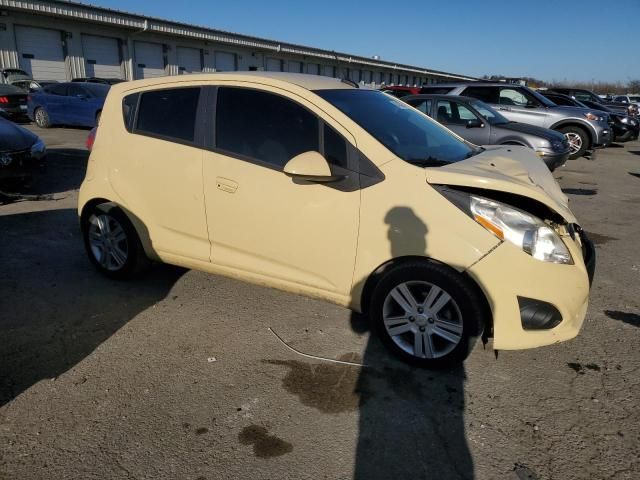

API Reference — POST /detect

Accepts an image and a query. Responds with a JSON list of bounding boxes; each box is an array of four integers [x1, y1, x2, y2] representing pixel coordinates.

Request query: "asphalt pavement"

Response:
[[1, 126, 639, 480]]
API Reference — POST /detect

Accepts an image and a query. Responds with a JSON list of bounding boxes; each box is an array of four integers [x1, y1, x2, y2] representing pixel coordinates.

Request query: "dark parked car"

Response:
[[0, 116, 46, 183], [403, 94, 570, 171], [541, 92, 639, 143], [72, 77, 125, 85], [548, 88, 639, 117], [0, 84, 29, 121], [28, 82, 110, 128]]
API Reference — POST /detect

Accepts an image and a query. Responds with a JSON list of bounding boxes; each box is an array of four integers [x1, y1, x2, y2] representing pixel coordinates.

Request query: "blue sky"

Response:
[[90, 0, 639, 82]]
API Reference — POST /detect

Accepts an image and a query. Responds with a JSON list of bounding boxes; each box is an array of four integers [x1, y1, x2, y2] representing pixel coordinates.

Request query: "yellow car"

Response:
[[78, 72, 595, 366]]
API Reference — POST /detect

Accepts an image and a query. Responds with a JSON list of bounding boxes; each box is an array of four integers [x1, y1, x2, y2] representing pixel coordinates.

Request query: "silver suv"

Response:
[[421, 83, 612, 159]]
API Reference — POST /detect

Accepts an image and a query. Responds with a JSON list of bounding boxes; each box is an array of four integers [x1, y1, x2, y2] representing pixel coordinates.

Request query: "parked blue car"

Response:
[[28, 82, 109, 128]]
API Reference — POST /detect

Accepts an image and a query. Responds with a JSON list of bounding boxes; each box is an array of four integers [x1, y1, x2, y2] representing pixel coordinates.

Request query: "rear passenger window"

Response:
[[135, 87, 200, 142], [407, 99, 432, 115], [216, 87, 319, 169], [461, 86, 499, 104]]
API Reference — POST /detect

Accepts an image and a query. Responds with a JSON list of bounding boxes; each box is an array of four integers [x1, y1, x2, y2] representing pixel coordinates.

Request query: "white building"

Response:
[[0, 0, 477, 86]]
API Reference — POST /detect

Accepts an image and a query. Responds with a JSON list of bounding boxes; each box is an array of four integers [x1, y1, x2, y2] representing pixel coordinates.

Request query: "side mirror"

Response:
[[283, 151, 341, 183], [466, 119, 484, 128]]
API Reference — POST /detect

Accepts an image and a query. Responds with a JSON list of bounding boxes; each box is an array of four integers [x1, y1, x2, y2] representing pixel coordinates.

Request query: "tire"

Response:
[[81, 204, 149, 279], [370, 261, 487, 367], [34, 108, 50, 128], [558, 126, 589, 159]]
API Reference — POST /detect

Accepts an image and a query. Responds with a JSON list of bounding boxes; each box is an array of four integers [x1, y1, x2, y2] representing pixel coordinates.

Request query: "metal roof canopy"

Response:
[[0, 0, 478, 81]]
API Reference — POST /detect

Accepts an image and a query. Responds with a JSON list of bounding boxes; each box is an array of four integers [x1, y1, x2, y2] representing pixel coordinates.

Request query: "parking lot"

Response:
[[1, 125, 639, 479]]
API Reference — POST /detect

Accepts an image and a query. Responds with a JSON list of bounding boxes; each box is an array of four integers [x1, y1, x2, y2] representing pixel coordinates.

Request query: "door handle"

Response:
[[216, 177, 238, 193], [498, 107, 511, 111]]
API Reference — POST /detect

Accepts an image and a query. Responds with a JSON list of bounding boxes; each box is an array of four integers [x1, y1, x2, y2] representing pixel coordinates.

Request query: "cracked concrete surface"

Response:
[[1, 127, 639, 479]]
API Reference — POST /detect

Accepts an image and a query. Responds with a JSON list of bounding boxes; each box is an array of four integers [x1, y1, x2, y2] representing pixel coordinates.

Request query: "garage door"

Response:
[[265, 58, 282, 72], [322, 65, 335, 78], [177, 47, 201, 74], [14, 26, 66, 81], [82, 34, 122, 79], [306, 63, 319, 75], [134, 41, 165, 79], [214, 51, 236, 72], [287, 61, 302, 73]]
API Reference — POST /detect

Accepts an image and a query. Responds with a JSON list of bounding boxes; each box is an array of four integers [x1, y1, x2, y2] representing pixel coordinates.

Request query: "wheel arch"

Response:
[[80, 198, 156, 260], [549, 120, 596, 146], [358, 255, 493, 339]]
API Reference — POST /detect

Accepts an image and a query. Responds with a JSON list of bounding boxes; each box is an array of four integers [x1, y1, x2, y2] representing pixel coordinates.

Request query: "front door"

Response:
[[202, 86, 360, 296], [434, 99, 491, 146], [497, 87, 548, 127]]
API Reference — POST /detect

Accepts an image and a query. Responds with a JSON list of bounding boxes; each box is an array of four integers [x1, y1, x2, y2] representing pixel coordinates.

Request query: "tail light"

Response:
[[0, 97, 8, 104], [86, 127, 97, 151]]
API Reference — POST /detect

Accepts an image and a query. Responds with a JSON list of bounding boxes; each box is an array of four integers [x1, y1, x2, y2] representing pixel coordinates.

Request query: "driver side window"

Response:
[[499, 88, 535, 107]]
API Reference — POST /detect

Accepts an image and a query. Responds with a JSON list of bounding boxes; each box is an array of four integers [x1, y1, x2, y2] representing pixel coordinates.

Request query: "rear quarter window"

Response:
[[134, 87, 201, 143], [122, 93, 140, 132]]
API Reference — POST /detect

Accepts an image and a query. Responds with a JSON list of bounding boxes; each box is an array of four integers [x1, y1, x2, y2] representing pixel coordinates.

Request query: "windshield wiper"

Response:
[[408, 157, 451, 167]]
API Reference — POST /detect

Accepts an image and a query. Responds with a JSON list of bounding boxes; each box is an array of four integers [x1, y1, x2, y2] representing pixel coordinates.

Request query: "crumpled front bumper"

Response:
[[466, 228, 595, 350]]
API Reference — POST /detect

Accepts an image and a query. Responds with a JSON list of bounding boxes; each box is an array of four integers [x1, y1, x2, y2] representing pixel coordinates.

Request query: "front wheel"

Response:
[[559, 126, 589, 159], [370, 261, 487, 367]]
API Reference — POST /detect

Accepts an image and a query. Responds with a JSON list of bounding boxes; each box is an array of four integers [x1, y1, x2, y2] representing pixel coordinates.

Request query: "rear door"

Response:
[[67, 84, 100, 126], [113, 86, 210, 260], [201, 85, 360, 296]]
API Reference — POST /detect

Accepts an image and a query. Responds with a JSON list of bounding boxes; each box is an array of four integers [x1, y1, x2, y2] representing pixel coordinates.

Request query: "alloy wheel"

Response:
[[382, 281, 463, 359], [565, 132, 583, 155], [88, 213, 129, 271]]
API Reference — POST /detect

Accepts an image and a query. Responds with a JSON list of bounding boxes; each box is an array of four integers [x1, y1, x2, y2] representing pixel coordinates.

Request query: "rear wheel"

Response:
[[34, 108, 50, 128], [82, 204, 149, 279], [370, 261, 487, 367], [559, 126, 589, 159]]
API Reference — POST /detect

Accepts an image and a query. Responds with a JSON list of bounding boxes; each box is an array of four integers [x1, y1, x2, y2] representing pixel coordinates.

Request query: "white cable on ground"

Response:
[[268, 327, 367, 367]]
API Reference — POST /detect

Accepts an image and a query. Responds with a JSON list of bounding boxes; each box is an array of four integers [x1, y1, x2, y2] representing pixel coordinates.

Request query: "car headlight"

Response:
[[470, 196, 573, 264], [584, 112, 604, 122], [620, 116, 630, 124], [30, 138, 46, 159]]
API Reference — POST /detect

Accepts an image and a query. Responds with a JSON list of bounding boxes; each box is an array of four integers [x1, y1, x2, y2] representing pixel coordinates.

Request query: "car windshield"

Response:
[[526, 88, 557, 107], [470, 100, 509, 125], [316, 89, 477, 166], [83, 83, 110, 98]]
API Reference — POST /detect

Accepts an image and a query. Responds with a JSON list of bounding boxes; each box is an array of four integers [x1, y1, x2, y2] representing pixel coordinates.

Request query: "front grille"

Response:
[[0, 149, 32, 169]]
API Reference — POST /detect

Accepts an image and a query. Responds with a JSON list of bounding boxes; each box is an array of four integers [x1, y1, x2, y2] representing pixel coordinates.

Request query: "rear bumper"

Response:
[[0, 105, 29, 120], [466, 230, 593, 350]]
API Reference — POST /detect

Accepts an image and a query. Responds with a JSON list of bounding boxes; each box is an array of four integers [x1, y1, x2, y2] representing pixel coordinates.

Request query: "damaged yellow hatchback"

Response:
[[78, 72, 595, 366]]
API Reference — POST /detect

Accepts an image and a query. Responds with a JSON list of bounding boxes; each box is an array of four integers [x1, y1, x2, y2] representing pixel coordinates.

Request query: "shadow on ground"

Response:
[[604, 310, 640, 328], [0, 208, 184, 406]]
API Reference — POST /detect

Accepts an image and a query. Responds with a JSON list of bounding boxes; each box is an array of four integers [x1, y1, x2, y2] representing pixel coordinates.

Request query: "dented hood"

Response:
[[424, 146, 576, 223]]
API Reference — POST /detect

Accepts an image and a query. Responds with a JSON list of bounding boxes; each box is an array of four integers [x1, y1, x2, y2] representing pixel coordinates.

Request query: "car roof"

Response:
[[403, 93, 477, 103], [109, 72, 355, 93], [422, 82, 513, 88]]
